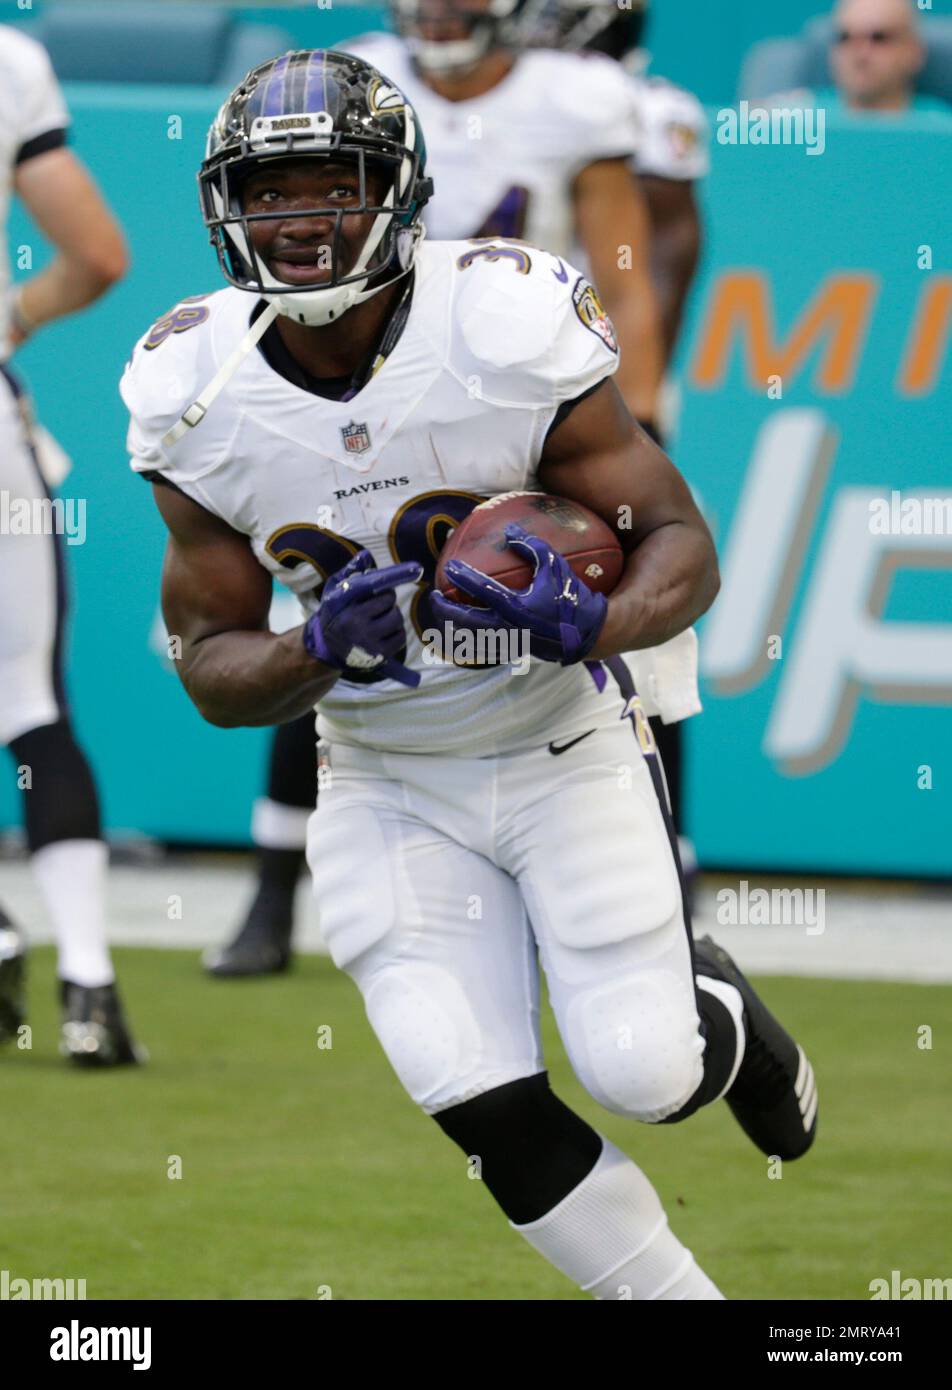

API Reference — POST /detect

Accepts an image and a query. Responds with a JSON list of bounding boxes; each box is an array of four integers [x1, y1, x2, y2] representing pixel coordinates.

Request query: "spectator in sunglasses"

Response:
[[765, 0, 951, 118], [829, 0, 931, 112]]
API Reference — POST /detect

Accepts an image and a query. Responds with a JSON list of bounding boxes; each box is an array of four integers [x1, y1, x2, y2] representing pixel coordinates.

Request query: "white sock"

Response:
[[696, 976, 746, 1099], [32, 839, 114, 987], [512, 1139, 724, 1300]]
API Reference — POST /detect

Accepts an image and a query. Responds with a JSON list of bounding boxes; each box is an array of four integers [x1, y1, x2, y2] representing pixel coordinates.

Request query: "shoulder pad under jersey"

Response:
[[120, 288, 241, 485], [444, 239, 618, 410]]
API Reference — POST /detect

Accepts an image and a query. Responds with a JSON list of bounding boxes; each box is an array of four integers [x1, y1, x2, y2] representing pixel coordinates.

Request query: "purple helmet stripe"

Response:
[[304, 48, 327, 114], [261, 52, 291, 117], [289, 48, 305, 112]]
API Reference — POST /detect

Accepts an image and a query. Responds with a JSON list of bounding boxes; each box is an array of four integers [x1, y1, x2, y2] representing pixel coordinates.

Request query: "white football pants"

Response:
[[307, 711, 704, 1120]]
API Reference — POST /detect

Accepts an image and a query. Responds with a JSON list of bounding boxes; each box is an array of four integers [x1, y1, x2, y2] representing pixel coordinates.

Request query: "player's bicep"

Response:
[[538, 378, 704, 550], [152, 483, 272, 653]]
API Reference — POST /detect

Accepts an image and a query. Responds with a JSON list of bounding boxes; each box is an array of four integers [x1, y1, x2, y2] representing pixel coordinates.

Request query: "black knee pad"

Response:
[[267, 715, 319, 808], [433, 1072, 603, 1225], [8, 719, 101, 852], [658, 988, 738, 1125]]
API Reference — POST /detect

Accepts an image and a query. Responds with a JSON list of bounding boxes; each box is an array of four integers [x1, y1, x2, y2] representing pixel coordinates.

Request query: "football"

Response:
[[435, 491, 624, 606]]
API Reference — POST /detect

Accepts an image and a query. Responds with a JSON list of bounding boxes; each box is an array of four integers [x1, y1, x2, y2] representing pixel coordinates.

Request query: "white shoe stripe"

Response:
[[799, 1070, 816, 1122], [795, 1045, 808, 1098], [803, 1086, 819, 1132]]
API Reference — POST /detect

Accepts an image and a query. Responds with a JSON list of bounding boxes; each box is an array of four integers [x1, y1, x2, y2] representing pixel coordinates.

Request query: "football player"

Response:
[[533, 0, 708, 366], [0, 27, 143, 1065], [207, 0, 672, 978], [122, 51, 818, 1299], [530, 0, 709, 863]]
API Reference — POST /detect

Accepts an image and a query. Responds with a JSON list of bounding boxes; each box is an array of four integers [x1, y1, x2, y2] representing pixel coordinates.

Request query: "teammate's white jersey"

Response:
[[630, 74, 709, 183], [0, 27, 69, 359], [344, 32, 641, 254], [121, 240, 636, 756]]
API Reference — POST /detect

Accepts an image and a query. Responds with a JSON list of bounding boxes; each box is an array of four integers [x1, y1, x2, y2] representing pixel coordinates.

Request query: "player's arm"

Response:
[[641, 175, 702, 366], [538, 376, 718, 655], [572, 159, 664, 427], [153, 483, 340, 728], [11, 148, 128, 345]]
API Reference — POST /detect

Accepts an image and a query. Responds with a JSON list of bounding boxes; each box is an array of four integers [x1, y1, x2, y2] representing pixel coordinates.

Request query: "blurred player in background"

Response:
[[123, 51, 817, 1298], [206, 0, 672, 977], [0, 27, 143, 1065], [532, 0, 707, 366], [531, 0, 708, 872]]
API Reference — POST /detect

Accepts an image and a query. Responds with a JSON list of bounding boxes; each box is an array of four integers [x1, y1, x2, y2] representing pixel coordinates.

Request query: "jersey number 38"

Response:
[[265, 489, 484, 681]]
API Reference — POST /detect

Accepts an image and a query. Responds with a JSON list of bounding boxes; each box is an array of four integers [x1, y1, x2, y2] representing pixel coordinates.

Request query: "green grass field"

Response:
[[2, 946, 947, 1300]]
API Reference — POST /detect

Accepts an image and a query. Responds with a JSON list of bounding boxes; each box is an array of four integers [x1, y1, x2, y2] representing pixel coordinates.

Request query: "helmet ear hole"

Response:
[[395, 225, 418, 270]]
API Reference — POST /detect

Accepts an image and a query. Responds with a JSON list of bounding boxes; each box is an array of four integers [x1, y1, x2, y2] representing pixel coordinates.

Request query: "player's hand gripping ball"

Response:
[[303, 549, 423, 688], [432, 493, 622, 665]]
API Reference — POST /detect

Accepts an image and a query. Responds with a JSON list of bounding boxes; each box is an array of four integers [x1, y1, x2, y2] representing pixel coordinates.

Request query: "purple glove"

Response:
[[430, 522, 607, 665], [303, 549, 423, 688]]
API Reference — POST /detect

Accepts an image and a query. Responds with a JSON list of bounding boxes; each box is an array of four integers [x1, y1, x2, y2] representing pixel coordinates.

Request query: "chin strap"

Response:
[[161, 300, 279, 449]]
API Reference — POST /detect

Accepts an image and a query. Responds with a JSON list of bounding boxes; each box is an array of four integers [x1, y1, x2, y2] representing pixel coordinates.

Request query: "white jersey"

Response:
[[630, 74, 709, 183], [121, 240, 637, 756], [345, 33, 641, 254], [0, 27, 69, 359]]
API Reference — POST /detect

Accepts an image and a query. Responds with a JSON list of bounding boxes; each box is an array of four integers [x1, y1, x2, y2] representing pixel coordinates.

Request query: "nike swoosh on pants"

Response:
[[547, 730, 596, 755]]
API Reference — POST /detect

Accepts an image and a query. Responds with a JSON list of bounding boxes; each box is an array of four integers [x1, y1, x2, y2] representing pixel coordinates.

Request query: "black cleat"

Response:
[[0, 915, 27, 1044], [59, 980, 147, 1067], [694, 934, 817, 1160], [203, 890, 294, 978]]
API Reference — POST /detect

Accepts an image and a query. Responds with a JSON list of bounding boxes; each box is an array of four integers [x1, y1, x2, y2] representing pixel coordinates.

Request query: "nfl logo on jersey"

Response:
[[341, 421, 372, 455]]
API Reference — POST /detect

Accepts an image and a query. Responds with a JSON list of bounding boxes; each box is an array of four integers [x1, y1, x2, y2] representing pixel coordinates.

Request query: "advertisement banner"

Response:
[[679, 115, 952, 874]]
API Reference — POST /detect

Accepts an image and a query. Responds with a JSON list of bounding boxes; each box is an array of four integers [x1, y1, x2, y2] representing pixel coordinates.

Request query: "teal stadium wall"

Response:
[[0, 0, 836, 104], [1, 5, 950, 874], [678, 114, 952, 877]]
